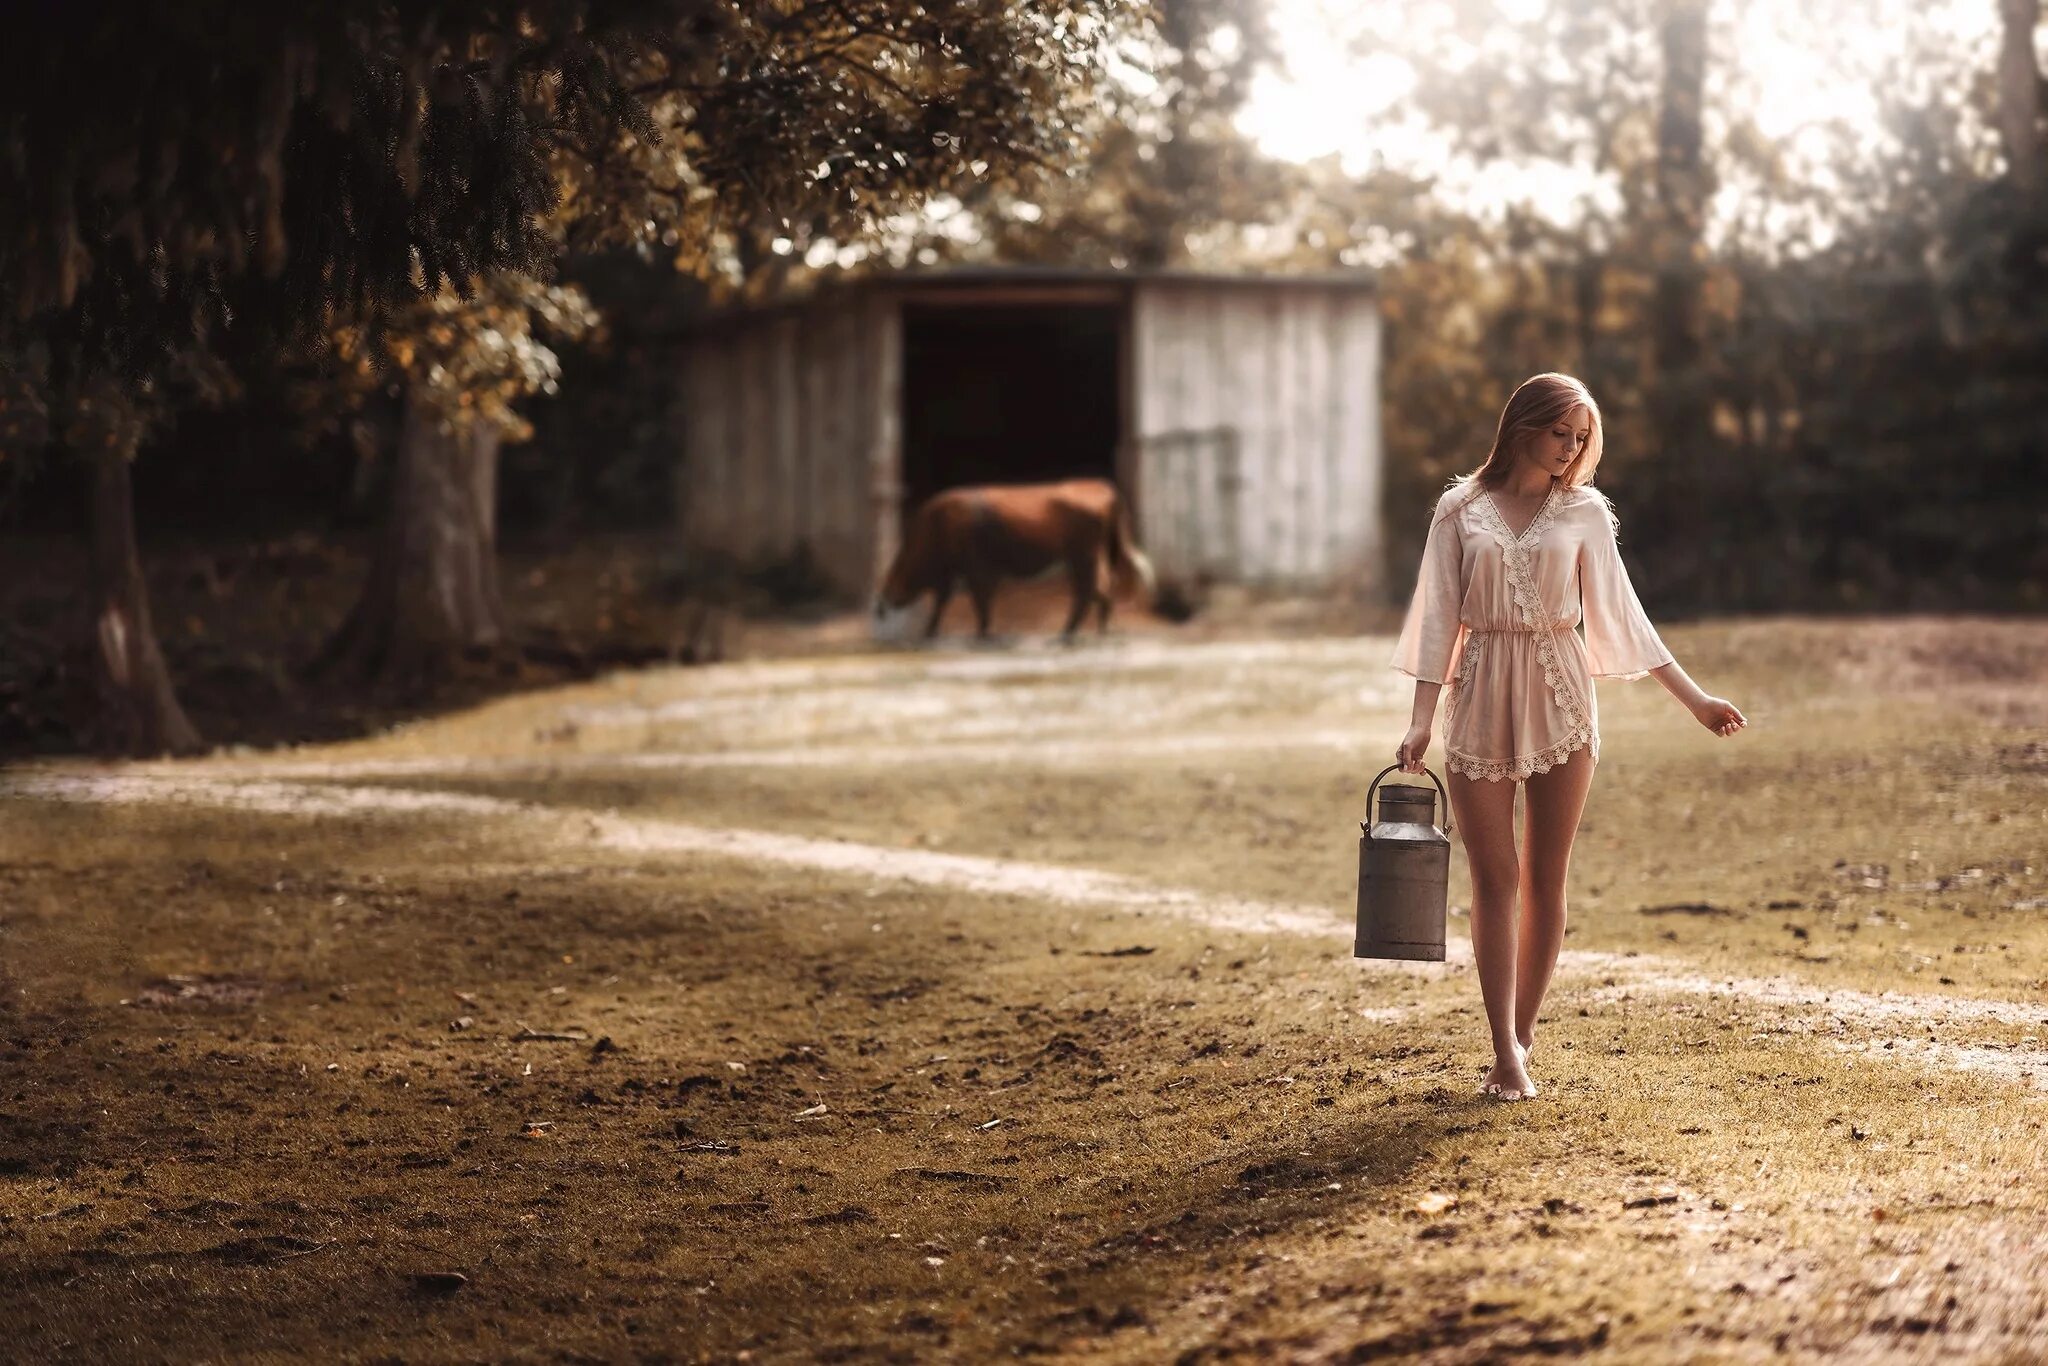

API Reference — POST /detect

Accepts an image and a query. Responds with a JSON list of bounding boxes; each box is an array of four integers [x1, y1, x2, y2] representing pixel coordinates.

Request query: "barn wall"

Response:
[[862, 290, 903, 593], [676, 297, 886, 597], [681, 277, 1380, 598], [1129, 283, 1382, 589]]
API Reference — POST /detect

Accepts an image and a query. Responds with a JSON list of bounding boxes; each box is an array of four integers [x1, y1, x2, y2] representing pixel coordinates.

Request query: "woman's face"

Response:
[[1520, 404, 1590, 478]]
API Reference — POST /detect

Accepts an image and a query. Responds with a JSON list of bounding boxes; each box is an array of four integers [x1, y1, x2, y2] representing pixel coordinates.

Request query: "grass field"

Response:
[[3, 615, 2045, 1362]]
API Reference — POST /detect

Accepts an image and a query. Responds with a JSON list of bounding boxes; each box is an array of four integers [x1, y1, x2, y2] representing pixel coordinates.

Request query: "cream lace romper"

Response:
[[1390, 477, 1674, 783]]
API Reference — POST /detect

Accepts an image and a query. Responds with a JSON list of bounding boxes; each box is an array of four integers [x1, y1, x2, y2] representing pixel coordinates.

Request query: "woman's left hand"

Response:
[[1692, 696, 1746, 738]]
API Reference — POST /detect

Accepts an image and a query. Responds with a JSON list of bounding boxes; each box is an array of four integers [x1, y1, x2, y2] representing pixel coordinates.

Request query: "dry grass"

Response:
[[2, 615, 2045, 1362]]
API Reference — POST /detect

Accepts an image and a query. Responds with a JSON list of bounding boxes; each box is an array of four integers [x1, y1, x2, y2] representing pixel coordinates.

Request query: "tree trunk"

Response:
[[1652, 0, 1708, 382], [1646, 0, 1712, 597], [87, 445, 203, 756], [1572, 253, 1604, 372], [318, 388, 508, 685], [1999, 0, 2043, 199]]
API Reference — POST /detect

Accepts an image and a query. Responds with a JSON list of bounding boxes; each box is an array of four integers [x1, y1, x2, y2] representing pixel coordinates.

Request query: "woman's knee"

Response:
[[1468, 858, 1522, 904], [1518, 853, 1571, 904]]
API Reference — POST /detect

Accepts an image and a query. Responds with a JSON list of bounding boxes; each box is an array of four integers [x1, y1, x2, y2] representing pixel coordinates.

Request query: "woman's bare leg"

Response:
[[1446, 769, 1531, 1096], [1515, 747, 1596, 1057]]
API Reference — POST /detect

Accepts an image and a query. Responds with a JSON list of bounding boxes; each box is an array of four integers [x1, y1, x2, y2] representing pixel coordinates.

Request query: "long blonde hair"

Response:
[[1468, 372, 1606, 490]]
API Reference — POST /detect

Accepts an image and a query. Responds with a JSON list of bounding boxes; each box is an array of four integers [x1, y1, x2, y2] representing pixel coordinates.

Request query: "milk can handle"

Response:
[[1363, 763, 1452, 835]]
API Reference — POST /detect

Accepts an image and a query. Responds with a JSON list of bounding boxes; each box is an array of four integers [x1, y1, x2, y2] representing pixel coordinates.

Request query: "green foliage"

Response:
[[0, 0, 1130, 372], [962, 0, 1300, 269], [1296, 0, 2048, 613], [309, 276, 603, 445]]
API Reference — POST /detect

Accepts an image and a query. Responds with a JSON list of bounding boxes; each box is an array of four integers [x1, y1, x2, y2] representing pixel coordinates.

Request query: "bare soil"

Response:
[[3, 614, 2046, 1362]]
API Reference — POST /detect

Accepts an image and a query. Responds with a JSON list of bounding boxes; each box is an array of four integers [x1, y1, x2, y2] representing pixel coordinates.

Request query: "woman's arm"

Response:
[[1648, 659, 1747, 738], [1390, 489, 1467, 772], [1397, 681, 1444, 773]]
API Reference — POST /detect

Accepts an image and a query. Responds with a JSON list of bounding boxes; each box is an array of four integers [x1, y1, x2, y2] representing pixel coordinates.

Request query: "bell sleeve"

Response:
[[1578, 504, 1674, 681], [1389, 490, 1467, 685]]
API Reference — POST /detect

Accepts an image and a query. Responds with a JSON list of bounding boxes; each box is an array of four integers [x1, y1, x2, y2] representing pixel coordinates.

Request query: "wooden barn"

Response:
[[672, 265, 1384, 599]]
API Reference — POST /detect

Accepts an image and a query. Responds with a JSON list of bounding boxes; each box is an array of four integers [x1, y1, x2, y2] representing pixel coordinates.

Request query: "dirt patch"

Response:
[[4, 619, 2048, 1360], [10, 769, 2047, 1083], [125, 974, 275, 1009]]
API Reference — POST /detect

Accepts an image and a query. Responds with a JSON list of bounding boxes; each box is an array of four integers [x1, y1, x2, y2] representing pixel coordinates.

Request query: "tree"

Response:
[[946, 0, 1298, 270], [66, 378, 203, 756], [1179, 0, 2047, 611], [311, 278, 600, 684], [1641, 0, 1714, 564], [1998, 0, 2044, 199], [0, 0, 1132, 747], [41, 355, 236, 755]]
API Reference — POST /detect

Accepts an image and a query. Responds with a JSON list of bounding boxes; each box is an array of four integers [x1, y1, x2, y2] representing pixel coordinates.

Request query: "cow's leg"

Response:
[[924, 581, 954, 639], [1092, 550, 1118, 633], [1060, 529, 1107, 642], [1059, 561, 1094, 641], [967, 574, 997, 641]]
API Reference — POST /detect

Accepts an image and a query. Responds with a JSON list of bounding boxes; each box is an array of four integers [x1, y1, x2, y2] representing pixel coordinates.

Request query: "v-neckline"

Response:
[[1483, 482, 1558, 544]]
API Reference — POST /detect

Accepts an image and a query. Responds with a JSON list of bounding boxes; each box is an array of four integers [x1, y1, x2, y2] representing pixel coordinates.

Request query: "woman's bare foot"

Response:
[[1479, 1049, 1537, 1101]]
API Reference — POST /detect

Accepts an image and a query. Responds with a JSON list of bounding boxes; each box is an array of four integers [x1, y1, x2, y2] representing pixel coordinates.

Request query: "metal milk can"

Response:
[[1355, 764, 1453, 961]]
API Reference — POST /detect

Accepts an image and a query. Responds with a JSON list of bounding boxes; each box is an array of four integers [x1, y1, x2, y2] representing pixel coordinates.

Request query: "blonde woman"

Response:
[[1390, 373, 1746, 1101]]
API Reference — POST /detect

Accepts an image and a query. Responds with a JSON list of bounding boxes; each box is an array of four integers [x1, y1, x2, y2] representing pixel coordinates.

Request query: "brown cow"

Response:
[[872, 478, 1156, 642]]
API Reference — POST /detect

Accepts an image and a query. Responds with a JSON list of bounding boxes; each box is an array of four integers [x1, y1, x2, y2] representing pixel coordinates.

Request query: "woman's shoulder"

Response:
[[1563, 483, 1622, 533], [1430, 475, 1481, 520]]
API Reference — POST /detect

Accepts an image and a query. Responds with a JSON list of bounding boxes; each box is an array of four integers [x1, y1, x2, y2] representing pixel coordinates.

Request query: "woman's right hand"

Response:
[[1396, 724, 1432, 774]]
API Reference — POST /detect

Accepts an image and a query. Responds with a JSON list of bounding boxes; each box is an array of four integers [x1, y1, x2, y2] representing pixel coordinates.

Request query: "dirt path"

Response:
[[104, 727, 1384, 782], [12, 769, 2047, 1078]]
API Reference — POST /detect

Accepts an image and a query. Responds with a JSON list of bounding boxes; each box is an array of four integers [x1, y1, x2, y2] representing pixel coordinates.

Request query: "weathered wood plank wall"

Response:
[[1129, 283, 1381, 589], [677, 298, 882, 596]]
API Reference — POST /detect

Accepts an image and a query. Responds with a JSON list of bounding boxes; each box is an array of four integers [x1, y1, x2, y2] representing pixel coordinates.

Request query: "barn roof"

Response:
[[673, 262, 1379, 336]]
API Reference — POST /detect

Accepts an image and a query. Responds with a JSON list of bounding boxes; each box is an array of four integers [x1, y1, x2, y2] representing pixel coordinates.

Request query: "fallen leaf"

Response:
[[1415, 1192, 1457, 1215]]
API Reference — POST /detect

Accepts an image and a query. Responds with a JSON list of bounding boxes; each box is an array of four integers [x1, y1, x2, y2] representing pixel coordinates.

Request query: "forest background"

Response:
[[1, 0, 2043, 759]]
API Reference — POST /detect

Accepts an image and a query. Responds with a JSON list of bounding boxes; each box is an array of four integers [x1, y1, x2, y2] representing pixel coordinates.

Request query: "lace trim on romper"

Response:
[[1445, 486, 1597, 784]]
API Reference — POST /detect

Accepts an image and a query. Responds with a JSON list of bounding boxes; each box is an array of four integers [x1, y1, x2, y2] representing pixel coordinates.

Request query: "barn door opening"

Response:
[[898, 301, 1124, 516]]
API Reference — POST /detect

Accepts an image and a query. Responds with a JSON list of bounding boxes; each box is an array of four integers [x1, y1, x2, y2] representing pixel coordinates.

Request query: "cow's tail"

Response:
[[1107, 493, 1157, 605]]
